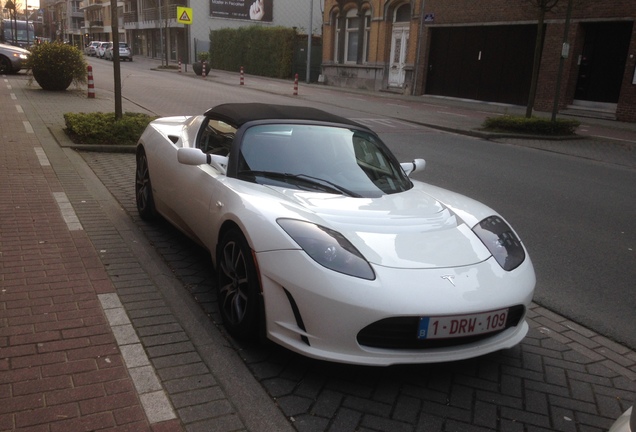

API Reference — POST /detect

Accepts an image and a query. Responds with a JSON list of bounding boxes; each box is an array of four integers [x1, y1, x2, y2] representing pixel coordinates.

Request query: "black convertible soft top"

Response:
[[204, 103, 366, 129]]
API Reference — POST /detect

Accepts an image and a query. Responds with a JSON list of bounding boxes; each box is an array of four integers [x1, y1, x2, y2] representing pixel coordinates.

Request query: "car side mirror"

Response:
[[400, 158, 426, 176], [177, 147, 227, 174]]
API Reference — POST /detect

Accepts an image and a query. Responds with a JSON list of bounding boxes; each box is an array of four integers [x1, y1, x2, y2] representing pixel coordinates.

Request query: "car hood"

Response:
[[269, 184, 492, 269]]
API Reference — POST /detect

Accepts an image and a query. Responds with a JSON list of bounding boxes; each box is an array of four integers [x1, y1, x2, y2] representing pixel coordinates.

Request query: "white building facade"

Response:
[[121, 0, 323, 65]]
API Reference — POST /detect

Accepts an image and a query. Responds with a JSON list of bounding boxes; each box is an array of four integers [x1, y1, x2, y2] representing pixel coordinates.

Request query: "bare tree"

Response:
[[525, 0, 560, 118], [5, 1, 17, 45]]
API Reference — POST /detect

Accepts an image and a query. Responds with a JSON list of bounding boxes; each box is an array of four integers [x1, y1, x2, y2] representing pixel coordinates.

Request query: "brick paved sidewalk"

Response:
[[0, 76, 184, 431]]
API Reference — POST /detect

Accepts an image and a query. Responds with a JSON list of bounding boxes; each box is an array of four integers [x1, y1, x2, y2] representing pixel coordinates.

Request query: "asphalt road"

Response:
[[86, 57, 636, 352]]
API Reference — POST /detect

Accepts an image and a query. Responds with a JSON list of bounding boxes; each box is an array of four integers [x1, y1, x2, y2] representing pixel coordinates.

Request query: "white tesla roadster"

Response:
[[135, 103, 535, 366]]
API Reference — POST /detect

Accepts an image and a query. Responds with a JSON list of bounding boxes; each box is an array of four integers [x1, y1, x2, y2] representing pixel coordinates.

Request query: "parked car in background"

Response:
[[85, 41, 101, 56], [104, 42, 132, 61], [0, 42, 30, 74], [96, 41, 109, 58], [103, 42, 113, 60]]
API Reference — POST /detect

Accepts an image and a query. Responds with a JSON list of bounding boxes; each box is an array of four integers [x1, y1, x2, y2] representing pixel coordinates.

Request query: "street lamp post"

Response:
[[551, 0, 574, 121], [159, 0, 164, 67], [25, 1, 30, 45], [306, 0, 313, 84], [111, 0, 122, 119]]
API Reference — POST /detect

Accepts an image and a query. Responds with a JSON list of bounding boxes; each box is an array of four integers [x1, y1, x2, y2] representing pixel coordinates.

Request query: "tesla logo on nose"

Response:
[[441, 275, 456, 286]]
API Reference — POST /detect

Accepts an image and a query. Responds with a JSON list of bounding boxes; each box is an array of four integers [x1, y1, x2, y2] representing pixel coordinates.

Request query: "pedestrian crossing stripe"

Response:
[[177, 7, 193, 25]]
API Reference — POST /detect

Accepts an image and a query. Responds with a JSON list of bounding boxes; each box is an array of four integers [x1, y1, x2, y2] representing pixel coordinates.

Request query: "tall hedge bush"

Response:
[[209, 26, 296, 79]]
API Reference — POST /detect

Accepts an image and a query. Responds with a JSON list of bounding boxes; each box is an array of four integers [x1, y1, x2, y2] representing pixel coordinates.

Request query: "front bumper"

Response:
[[256, 249, 535, 366]]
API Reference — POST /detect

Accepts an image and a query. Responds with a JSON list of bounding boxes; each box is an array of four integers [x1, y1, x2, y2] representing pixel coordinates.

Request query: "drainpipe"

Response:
[[413, 0, 426, 96]]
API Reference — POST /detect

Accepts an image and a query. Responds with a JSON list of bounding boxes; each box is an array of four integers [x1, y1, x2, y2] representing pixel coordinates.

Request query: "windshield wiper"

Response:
[[293, 173, 363, 198], [240, 170, 362, 198]]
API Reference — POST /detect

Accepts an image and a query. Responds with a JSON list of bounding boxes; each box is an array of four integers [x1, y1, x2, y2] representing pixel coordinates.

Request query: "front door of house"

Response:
[[388, 26, 409, 88], [574, 21, 633, 103]]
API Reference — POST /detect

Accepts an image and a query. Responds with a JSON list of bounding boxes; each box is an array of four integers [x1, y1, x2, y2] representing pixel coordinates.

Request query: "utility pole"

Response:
[[551, 0, 573, 121], [159, 0, 164, 67], [25, 1, 29, 45], [110, 0, 122, 119], [526, 0, 559, 118], [306, 0, 313, 84], [414, 0, 427, 96]]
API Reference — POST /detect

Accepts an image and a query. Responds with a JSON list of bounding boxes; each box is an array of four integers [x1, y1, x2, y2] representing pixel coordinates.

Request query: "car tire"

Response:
[[0, 56, 12, 74], [217, 229, 261, 340], [135, 149, 157, 220]]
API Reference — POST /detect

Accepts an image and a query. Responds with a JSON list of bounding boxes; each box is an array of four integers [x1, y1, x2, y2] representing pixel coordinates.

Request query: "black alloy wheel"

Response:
[[135, 149, 157, 220], [217, 229, 260, 339], [0, 56, 12, 75]]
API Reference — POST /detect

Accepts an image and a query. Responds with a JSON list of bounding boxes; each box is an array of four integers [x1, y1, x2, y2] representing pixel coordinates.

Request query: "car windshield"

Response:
[[237, 124, 412, 197]]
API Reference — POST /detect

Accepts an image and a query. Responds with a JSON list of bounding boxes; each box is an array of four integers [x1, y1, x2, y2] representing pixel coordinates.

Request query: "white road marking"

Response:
[[438, 111, 468, 117], [52, 192, 83, 231], [98, 293, 176, 424], [23, 121, 33, 133], [34, 147, 50, 166]]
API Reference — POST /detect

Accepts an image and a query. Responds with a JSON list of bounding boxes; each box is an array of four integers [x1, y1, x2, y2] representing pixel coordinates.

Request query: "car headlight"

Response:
[[473, 216, 526, 271], [277, 219, 375, 280]]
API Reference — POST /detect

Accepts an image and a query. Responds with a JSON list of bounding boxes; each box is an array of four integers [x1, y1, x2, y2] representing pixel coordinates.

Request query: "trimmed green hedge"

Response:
[[482, 115, 580, 136], [64, 112, 157, 145], [209, 26, 296, 79]]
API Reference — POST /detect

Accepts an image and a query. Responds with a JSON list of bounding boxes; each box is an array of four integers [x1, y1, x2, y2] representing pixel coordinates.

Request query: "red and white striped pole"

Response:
[[293, 73, 298, 96], [240, 66, 244, 85], [178, 58, 182, 73], [87, 65, 95, 99]]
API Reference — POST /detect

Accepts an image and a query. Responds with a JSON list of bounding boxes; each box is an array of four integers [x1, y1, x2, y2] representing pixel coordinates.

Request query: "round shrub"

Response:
[[27, 42, 87, 91]]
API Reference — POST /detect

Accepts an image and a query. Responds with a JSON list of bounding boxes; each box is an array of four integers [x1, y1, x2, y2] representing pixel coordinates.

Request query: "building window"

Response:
[[395, 3, 410, 23], [335, 8, 371, 64], [345, 9, 359, 63]]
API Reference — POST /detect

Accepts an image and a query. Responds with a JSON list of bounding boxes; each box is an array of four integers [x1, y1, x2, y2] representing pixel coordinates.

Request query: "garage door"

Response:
[[425, 25, 537, 106]]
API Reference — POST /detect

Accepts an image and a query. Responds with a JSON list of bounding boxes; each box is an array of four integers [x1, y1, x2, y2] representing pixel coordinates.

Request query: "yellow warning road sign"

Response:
[[177, 7, 193, 25]]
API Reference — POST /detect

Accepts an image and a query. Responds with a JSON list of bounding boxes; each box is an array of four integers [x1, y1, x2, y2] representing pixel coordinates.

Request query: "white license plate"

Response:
[[417, 308, 509, 340]]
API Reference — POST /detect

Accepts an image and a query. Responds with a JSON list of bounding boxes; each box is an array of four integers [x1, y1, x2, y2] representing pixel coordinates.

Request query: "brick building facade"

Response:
[[321, 0, 636, 122]]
